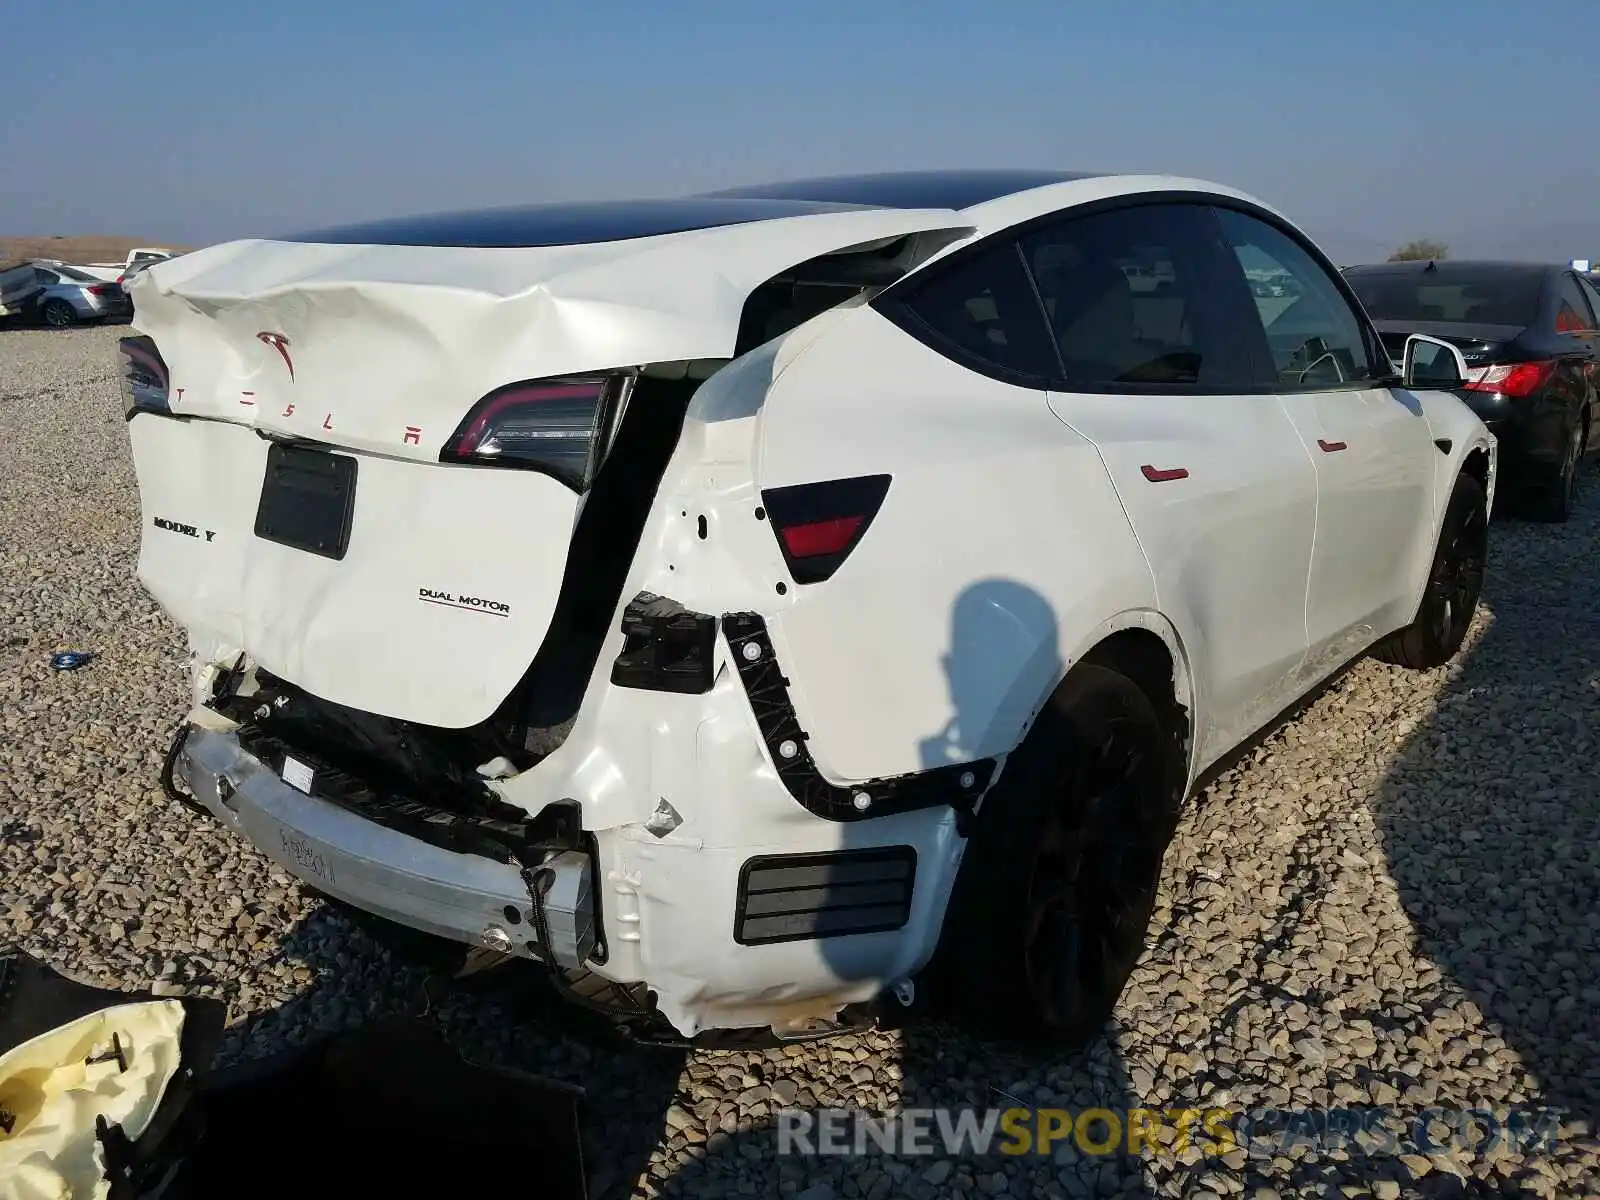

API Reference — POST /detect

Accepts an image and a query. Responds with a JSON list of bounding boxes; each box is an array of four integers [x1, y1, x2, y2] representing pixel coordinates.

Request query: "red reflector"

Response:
[[760, 474, 891, 585], [1463, 360, 1556, 397], [779, 515, 864, 559]]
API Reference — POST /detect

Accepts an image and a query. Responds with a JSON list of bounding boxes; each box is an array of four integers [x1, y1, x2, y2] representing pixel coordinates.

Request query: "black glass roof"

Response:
[[278, 169, 1099, 249], [699, 169, 1103, 211], [279, 196, 879, 249]]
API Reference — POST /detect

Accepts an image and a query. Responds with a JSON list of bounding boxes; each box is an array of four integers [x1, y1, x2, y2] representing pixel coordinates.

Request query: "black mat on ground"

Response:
[[1, 947, 588, 1200], [169, 1017, 588, 1200]]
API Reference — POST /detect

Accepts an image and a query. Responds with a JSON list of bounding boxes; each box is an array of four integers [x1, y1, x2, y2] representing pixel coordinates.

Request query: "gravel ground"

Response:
[[2, 323, 1598, 1199]]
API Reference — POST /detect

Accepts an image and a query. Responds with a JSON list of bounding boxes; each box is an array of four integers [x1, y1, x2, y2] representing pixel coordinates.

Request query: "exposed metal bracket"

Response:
[[721, 611, 994, 822]]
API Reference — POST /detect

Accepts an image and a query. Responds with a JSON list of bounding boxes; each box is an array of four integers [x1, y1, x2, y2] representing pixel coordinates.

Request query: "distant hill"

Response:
[[0, 235, 196, 267]]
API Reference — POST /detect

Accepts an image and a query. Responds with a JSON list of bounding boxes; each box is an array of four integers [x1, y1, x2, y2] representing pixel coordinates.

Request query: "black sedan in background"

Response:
[[1344, 260, 1599, 522]]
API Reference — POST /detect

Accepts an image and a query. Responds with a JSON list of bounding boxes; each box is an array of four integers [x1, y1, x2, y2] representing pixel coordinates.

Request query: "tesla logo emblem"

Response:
[[403, 426, 422, 445], [256, 331, 295, 381]]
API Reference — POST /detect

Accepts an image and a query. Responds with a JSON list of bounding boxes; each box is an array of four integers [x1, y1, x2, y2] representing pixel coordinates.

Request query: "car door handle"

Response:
[[1317, 439, 1347, 452], [1140, 464, 1189, 482]]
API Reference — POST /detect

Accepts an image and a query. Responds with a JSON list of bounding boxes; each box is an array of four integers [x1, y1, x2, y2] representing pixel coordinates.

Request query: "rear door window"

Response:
[[1016, 202, 1257, 390], [1579, 276, 1600, 327], [1555, 273, 1596, 334], [879, 240, 1061, 384]]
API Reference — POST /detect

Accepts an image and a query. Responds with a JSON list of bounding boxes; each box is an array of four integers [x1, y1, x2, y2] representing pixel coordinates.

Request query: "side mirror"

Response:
[[1402, 333, 1470, 389]]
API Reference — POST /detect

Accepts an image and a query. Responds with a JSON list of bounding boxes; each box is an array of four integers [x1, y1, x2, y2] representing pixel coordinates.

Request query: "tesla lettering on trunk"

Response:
[[418, 587, 511, 617]]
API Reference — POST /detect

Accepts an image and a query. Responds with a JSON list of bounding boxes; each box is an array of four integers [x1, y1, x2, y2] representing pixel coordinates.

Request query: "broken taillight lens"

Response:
[[440, 374, 634, 492], [760, 474, 891, 585], [1462, 360, 1557, 398], [118, 335, 169, 418]]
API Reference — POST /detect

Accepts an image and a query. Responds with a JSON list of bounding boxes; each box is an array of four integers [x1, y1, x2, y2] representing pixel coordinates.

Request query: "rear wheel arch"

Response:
[[1060, 615, 1196, 779], [930, 635, 1192, 1043]]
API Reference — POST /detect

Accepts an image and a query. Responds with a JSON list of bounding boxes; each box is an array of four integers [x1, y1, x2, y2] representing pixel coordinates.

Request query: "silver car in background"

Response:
[[31, 261, 134, 327]]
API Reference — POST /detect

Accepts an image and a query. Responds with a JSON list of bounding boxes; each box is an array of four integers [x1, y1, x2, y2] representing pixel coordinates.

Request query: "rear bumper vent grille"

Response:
[[734, 846, 916, 945]]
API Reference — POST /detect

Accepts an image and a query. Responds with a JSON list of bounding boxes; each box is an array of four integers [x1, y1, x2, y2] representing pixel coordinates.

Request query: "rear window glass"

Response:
[[1555, 274, 1596, 333], [1346, 270, 1543, 326], [886, 240, 1061, 382]]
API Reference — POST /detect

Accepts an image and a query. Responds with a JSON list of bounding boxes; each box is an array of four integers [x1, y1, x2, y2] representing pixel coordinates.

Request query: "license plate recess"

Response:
[[254, 442, 358, 560]]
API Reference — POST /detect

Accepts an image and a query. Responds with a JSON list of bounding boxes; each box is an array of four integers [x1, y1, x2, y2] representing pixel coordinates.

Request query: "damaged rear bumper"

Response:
[[163, 596, 998, 1041], [174, 725, 596, 968]]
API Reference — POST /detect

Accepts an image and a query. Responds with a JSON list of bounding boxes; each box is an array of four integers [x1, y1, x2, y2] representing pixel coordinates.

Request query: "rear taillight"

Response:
[[761, 474, 891, 585], [88, 284, 113, 297], [118, 335, 169, 418], [440, 374, 633, 491], [1462, 360, 1557, 397]]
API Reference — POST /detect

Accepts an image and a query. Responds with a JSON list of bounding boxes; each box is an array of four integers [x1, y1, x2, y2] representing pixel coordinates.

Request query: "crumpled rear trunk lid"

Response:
[[125, 205, 972, 729]]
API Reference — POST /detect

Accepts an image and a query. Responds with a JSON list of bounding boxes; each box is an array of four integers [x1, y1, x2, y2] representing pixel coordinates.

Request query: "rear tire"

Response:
[[930, 663, 1184, 1046], [1522, 417, 1582, 523], [41, 299, 77, 328], [1372, 471, 1488, 670]]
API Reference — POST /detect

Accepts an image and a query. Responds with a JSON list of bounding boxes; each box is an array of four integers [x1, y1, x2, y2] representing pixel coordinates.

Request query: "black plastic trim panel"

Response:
[[611, 591, 718, 693], [734, 846, 917, 945], [722, 611, 994, 822]]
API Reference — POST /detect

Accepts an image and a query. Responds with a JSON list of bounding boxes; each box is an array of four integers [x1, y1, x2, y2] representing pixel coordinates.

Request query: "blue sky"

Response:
[[9, 0, 1600, 260]]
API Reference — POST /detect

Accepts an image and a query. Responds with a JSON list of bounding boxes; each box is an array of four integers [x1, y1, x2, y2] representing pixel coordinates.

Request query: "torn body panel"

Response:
[[169, 672, 969, 1039]]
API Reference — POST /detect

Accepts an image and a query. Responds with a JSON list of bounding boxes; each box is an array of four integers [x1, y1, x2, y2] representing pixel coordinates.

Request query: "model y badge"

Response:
[[256, 331, 295, 381], [153, 516, 215, 542]]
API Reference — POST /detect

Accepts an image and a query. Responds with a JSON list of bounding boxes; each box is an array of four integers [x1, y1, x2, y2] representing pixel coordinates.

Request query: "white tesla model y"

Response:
[[121, 170, 1495, 1046]]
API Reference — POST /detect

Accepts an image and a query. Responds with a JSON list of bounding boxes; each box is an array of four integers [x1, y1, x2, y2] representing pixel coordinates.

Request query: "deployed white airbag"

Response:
[[0, 1001, 185, 1200]]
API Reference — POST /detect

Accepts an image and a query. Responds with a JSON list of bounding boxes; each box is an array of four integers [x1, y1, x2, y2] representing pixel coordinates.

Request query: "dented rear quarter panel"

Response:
[[742, 305, 1160, 781]]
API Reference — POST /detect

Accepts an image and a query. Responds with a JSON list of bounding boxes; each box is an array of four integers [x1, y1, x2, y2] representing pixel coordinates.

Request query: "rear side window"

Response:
[[1214, 207, 1381, 389], [1580, 276, 1600, 326], [1018, 203, 1254, 389], [1555, 273, 1596, 333], [1345, 268, 1544, 327], [880, 240, 1061, 384]]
